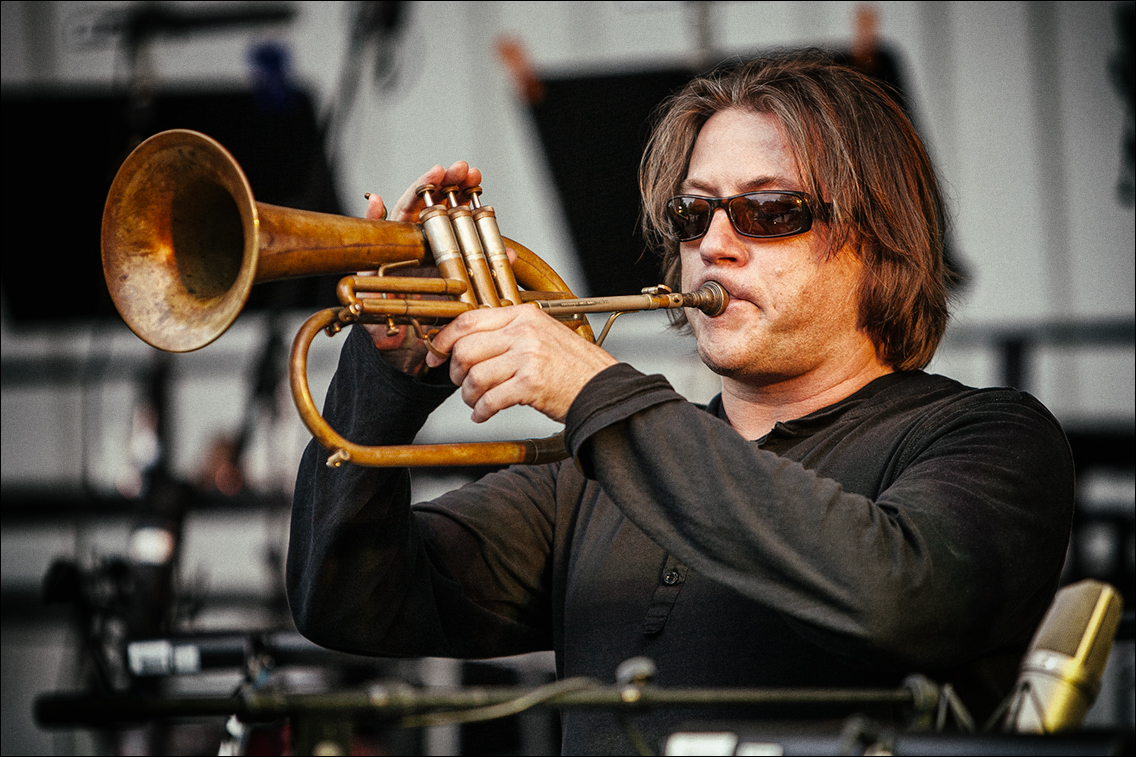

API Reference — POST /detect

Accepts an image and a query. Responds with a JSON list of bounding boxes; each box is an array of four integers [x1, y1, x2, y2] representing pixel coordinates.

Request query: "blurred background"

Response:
[[2, 1, 1133, 754]]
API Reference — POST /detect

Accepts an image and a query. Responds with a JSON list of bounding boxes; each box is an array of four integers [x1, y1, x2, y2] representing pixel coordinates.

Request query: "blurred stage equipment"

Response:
[[101, 129, 728, 469], [33, 660, 1134, 756], [75, 2, 295, 79], [28, 670, 945, 754]]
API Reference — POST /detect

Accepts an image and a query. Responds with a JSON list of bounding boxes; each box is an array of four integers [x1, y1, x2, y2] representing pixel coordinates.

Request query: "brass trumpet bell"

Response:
[[103, 129, 431, 353], [103, 129, 259, 352]]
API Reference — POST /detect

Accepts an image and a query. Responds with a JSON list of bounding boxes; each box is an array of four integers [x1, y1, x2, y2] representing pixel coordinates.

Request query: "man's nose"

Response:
[[698, 208, 749, 267]]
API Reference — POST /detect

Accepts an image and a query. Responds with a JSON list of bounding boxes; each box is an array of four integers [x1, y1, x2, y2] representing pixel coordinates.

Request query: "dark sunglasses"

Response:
[[666, 190, 826, 242]]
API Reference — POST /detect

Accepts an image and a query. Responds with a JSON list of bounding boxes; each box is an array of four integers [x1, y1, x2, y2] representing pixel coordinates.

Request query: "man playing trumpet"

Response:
[[288, 50, 1073, 753]]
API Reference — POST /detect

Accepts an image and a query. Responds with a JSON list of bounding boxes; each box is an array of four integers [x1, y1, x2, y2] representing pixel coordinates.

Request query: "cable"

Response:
[[398, 676, 597, 728]]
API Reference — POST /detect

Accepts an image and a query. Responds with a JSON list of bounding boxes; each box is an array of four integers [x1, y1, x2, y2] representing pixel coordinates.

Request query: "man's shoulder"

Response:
[[863, 371, 1059, 422], [776, 371, 1073, 497], [843, 370, 1069, 457]]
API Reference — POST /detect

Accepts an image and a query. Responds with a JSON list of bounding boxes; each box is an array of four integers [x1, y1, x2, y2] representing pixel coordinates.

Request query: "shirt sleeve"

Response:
[[564, 363, 1074, 672], [286, 325, 559, 658]]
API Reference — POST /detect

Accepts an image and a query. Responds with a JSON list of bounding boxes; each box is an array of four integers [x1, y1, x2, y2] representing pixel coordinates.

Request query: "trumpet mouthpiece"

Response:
[[687, 281, 728, 316]]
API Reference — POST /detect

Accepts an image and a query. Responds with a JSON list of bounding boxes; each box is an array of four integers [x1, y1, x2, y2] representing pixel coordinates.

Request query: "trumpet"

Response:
[[102, 129, 727, 468]]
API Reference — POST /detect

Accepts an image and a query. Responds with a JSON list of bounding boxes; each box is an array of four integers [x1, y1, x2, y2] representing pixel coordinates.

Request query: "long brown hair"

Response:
[[640, 50, 951, 370]]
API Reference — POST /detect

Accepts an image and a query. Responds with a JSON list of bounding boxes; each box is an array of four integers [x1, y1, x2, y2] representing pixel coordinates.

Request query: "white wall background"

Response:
[[2, 2, 1133, 754]]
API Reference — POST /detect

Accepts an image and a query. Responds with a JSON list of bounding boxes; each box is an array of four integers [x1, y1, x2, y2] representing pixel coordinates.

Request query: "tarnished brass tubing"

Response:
[[356, 299, 473, 320], [335, 280, 725, 326], [290, 308, 570, 468], [534, 281, 728, 317], [338, 275, 469, 301], [254, 204, 426, 281], [519, 290, 578, 302]]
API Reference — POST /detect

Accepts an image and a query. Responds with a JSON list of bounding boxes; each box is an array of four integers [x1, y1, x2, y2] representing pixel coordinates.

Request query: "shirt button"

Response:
[[663, 570, 681, 585]]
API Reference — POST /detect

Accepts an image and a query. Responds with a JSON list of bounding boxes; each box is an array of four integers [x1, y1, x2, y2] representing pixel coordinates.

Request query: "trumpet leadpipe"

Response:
[[531, 281, 728, 317]]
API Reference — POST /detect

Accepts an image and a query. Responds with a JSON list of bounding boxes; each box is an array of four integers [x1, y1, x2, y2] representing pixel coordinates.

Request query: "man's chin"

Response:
[[697, 345, 749, 379], [697, 342, 796, 385]]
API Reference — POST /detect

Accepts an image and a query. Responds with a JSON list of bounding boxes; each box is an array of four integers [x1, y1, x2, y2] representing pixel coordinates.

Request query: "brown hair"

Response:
[[640, 49, 951, 371]]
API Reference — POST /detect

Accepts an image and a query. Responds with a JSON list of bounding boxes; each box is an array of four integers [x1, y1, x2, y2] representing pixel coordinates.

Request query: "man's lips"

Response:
[[693, 279, 755, 314]]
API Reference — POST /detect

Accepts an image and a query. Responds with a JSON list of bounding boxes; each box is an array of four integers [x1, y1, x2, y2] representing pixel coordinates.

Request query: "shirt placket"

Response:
[[640, 555, 688, 635]]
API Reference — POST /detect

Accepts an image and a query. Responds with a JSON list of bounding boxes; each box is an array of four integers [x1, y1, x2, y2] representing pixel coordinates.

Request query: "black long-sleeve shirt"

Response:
[[288, 325, 1074, 754]]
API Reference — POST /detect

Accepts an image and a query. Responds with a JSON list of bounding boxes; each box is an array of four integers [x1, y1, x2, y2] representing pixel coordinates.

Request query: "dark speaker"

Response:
[[0, 86, 341, 326], [528, 68, 695, 298], [524, 46, 966, 299]]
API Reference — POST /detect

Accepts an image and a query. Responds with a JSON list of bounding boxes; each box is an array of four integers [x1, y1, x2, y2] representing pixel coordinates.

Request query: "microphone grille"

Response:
[[1029, 580, 1122, 669]]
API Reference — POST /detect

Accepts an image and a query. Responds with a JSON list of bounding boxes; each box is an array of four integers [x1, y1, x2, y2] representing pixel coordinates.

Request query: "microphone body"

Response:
[[1009, 579, 1122, 733]]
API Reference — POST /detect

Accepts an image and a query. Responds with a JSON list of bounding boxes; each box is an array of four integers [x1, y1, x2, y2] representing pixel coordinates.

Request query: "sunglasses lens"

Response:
[[730, 194, 808, 237], [668, 197, 712, 241], [667, 192, 814, 241]]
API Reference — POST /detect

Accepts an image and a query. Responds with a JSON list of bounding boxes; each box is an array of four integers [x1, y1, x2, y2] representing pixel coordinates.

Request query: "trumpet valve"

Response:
[[415, 183, 439, 207], [465, 185, 484, 209], [442, 184, 463, 208]]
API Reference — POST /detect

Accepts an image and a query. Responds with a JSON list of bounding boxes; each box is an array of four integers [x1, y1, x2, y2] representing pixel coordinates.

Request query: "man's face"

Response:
[[679, 108, 869, 387]]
